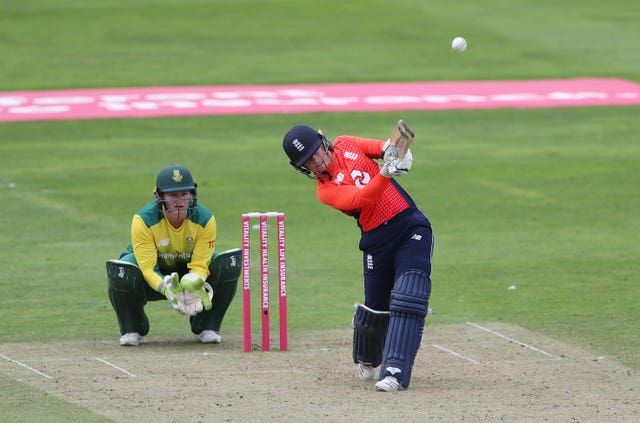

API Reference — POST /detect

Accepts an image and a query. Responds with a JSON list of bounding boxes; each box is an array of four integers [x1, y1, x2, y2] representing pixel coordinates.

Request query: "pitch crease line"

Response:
[[431, 344, 480, 364], [467, 322, 561, 360], [95, 357, 137, 378], [0, 353, 54, 380]]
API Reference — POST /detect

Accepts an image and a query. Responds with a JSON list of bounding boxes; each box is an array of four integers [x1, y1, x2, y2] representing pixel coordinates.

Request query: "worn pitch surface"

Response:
[[1, 323, 638, 422]]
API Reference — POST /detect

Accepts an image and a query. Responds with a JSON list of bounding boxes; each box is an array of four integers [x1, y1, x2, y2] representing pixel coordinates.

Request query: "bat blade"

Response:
[[389, 119, 415, 159]]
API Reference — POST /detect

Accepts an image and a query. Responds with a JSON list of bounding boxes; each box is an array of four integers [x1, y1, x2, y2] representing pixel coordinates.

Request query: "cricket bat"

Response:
[[389, 119, 415, 159]]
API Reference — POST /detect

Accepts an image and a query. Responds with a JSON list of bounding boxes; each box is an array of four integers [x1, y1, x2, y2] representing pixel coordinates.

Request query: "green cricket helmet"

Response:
[[154, 164, 198, 208]]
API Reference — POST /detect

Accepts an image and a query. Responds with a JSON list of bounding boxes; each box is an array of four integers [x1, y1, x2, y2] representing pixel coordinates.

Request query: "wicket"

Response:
[[241, 212, 288, 352]]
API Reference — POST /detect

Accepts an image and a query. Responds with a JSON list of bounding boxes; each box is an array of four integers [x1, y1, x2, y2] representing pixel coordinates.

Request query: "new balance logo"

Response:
[[411, 234, 422, 241], [386, 367, 401, 375]]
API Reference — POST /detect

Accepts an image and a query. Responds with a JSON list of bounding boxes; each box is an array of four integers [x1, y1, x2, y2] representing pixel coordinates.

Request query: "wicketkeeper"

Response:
[[282, 122, 433, 392], [106, 164, 241, 346]]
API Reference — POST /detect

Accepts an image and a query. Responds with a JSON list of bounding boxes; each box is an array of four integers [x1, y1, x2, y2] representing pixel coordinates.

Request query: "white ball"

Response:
[[451, 36, 467, 52]]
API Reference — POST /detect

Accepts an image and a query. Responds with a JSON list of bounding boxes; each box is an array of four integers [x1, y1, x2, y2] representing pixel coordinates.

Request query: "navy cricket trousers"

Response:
[[358, 207, 433, 311]]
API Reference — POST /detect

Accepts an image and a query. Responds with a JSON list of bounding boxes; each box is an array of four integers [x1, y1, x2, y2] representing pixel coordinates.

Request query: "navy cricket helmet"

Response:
[[283, 125, 322, 167], [283, 125, 333, 176]]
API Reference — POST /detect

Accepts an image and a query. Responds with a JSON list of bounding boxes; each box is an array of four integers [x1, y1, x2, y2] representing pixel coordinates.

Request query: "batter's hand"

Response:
[[382, 139, 401, 162], [380, 149, 413, 178], [396, 148, 413, 171]]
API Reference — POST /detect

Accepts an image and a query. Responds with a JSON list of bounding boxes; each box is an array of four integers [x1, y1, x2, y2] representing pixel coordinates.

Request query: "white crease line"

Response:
[[467, 322, 562, 360], [0, 353, 54, 380], [431, 344, 480, 364], [95, 357, 137, 378]]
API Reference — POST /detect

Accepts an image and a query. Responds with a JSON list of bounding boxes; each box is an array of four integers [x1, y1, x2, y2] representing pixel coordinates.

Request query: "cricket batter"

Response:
[[282, 123, 433, 391], [106, 164, 241, 346]]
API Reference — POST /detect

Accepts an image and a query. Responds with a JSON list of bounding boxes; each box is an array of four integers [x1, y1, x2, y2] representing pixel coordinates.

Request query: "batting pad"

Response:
[[379, 270, 431, 388], [352, 303, 390, 367]]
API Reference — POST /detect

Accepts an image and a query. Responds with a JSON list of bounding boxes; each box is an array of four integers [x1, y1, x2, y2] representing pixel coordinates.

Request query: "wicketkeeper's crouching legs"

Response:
[[106, 256, 162, 337], [190, 248, 241, 334], [107, 248, 241, 341]]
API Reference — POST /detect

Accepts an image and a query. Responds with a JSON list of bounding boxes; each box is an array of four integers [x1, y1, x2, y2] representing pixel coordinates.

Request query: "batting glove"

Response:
[[382, 139, 401, 162], [380, 149, 413, 178]]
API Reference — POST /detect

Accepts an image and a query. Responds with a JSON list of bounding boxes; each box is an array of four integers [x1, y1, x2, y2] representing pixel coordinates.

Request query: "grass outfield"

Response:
[[1, 0, 639, 88], [1, 0, 639, 421]]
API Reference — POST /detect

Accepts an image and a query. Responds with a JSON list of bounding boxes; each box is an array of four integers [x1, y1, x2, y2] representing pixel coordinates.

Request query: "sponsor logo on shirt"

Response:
[[158, 252, 192, 261], [351, 170, 371, 188]]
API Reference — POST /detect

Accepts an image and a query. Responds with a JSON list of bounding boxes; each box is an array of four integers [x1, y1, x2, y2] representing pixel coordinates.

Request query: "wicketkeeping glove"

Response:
[[180, 273, 213, 312], [162, 272, 198, 315], [176, 291, 206, 316], [161, 272, 181, 305]]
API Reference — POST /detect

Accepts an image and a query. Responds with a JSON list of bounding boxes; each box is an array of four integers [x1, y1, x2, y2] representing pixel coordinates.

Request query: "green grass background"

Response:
[[1, 0, 639, 421]]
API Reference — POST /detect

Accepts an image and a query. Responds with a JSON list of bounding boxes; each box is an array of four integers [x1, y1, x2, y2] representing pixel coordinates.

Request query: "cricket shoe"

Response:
[[358, 363, 377, 380], [375, 376, 402, 392], [120, 332, 144, 346], [194, 330, 221, 344]]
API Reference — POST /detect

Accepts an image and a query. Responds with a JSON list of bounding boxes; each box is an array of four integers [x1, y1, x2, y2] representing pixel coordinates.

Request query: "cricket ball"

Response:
[[451, 36, 467, 52]]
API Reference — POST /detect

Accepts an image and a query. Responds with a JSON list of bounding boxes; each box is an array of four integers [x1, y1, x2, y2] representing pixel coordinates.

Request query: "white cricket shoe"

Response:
[[119, 332, 143, 346], [358, 363, 377, 380], [375, 376, 401, 392], [194, 330, 221, 344]]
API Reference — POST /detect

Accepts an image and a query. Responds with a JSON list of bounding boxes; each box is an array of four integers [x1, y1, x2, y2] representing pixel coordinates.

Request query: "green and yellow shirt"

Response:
[[131, 202, 216, 291]]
